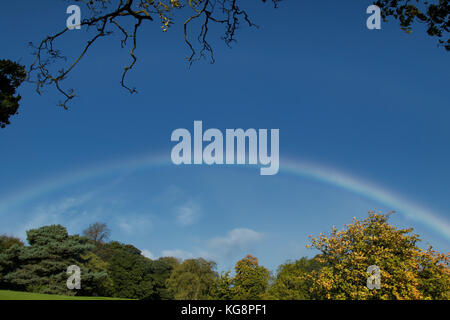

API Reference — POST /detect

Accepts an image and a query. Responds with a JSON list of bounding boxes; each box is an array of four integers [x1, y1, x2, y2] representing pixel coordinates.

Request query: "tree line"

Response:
[[0, 212, 449, 299]]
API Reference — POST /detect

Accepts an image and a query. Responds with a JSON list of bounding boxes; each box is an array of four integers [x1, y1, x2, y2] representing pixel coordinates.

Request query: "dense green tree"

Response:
[[233, 254, 270, 300], [0, 225, 105, 295], [265, 257, 322, 300], [0, 234, 24, 252], [0, 59, 26, 128], [0, 241, 23, 290], [148, 257, 179, 300], [81, 251, 114, 296], [166, 258, 218, 300], [95, 242, 177, 299], [104, 241, 154, 299], [213, 271, 234, 300]]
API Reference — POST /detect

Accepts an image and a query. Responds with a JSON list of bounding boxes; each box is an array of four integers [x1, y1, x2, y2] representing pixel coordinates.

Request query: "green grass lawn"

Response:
[[0, 290, 128, 300]]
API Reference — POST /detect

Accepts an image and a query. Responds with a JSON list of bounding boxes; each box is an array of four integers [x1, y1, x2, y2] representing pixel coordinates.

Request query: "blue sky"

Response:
[[0, 0, 449, 272]]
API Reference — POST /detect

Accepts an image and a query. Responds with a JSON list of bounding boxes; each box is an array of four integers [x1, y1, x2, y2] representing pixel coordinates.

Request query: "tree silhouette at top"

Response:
[[28, 0, 449, 109]]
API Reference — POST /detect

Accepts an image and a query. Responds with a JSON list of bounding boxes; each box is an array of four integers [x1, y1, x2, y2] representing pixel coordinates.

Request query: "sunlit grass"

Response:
[[0, 290, 129, 300]]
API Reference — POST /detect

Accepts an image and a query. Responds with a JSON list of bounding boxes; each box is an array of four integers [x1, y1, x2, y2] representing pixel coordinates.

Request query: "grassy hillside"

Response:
[[0, 290, 128, 300]]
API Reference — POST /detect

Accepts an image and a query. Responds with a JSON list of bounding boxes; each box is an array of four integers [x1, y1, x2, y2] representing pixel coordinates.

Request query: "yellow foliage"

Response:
[[305, 211, 450, 300]]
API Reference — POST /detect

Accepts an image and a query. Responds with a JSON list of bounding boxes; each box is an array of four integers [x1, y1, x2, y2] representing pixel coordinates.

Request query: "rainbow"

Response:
[[282, 158, 450, 241], [0, 153, 449, 240]]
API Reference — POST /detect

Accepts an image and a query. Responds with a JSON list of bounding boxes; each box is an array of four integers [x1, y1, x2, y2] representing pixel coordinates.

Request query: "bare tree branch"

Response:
[[28, 0, 280, 108]]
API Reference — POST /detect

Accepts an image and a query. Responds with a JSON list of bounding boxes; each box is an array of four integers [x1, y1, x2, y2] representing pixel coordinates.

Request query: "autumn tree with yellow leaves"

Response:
[[305, 211, 450, 300]]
